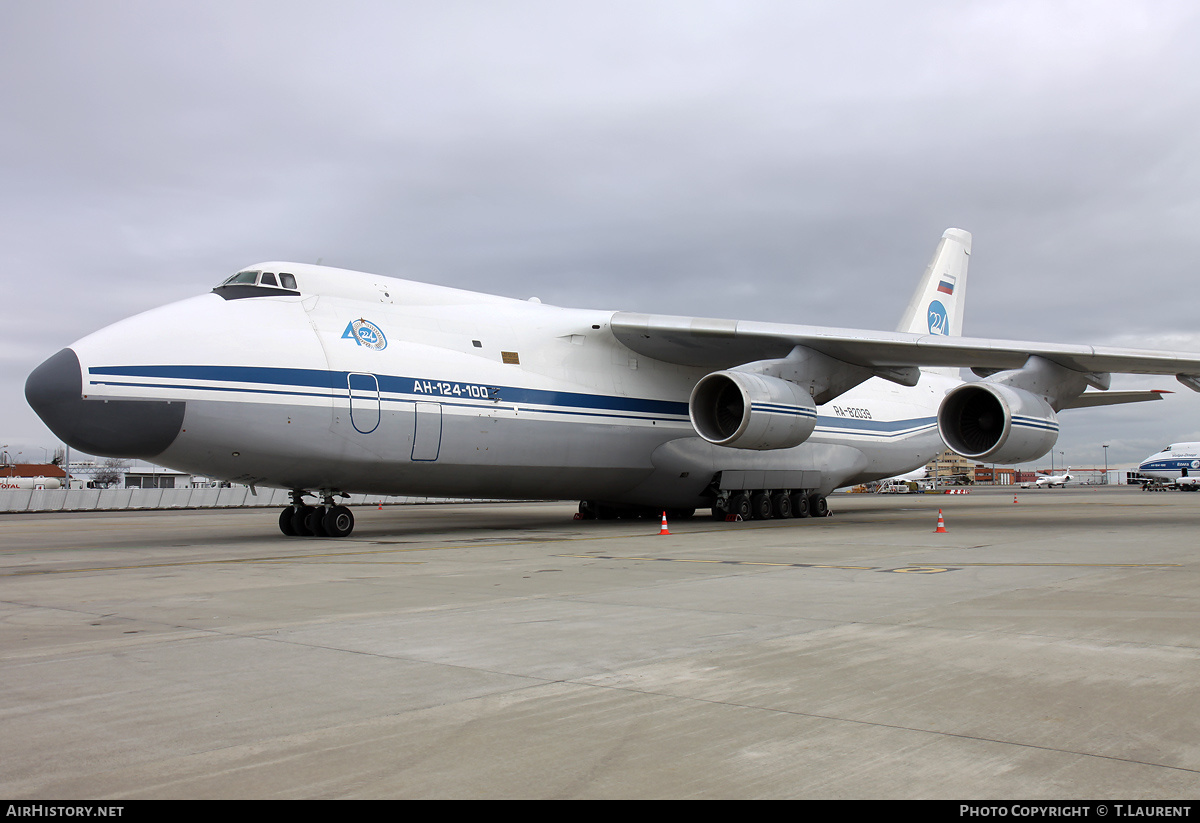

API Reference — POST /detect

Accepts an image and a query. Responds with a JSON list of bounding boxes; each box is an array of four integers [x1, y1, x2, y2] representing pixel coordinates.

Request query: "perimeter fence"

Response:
[[0, 487, 488, 514]]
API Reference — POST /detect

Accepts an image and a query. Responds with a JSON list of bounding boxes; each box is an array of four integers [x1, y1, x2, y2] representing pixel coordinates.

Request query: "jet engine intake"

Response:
[[689, 371, 817, 450], [937, 382, 1059, 464]]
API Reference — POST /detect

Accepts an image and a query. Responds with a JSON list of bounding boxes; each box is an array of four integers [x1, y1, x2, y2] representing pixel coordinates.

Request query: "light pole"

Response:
[[1103, 444, 1109, 486]]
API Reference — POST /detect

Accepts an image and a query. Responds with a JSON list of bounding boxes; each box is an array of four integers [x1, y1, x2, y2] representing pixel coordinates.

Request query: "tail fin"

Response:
[[896, 228, 971, 337]]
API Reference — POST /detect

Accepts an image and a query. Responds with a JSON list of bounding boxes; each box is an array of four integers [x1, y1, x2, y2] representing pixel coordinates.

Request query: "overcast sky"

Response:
[[3, 0, 1200, 469]]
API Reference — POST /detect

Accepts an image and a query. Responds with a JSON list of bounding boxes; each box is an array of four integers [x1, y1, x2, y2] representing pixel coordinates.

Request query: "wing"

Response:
[[609, 311, 1200, 404]]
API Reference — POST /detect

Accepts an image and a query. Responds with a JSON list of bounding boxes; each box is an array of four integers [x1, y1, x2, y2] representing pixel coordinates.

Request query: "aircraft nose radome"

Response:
[[25, 348, 185, 458], [25, 348, 82, 422]]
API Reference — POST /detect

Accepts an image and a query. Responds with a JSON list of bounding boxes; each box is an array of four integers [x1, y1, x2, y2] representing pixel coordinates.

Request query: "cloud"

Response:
[[5, 0, 1200, 467]]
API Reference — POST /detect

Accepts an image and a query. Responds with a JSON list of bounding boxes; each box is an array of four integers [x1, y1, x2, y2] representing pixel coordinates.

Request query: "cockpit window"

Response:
[[223, 271, 259, 285], [1163, 445, 1175, 452], [213, 269, 300, 300]]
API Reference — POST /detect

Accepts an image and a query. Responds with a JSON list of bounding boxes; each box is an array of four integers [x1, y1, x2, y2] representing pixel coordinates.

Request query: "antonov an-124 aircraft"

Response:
[[25, 229, 1200, 537]]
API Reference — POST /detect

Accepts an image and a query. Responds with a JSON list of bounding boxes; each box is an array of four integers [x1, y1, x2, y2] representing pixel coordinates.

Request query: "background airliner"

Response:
[[25, 229, 1200, 537], [1024, 470, 1073, 488], [1138, 443, 1200, 490]]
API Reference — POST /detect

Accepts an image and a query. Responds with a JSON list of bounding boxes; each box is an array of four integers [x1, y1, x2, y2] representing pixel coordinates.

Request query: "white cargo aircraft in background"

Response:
[[1137, 443, 1200, 490], [26, 229, 1200, 537]]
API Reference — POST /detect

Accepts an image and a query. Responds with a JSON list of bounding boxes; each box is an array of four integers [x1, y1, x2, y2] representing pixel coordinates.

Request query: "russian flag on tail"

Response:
[[937, 274, 956, 295]]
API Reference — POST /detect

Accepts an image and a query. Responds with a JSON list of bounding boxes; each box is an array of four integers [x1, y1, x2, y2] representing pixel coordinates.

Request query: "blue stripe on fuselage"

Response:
[[1139, 458, 1200, 473], [87, 363, 937, 435], [89, 363, 688, 417]]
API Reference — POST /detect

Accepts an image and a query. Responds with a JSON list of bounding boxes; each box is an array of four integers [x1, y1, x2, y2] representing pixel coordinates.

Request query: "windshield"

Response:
[[223, 271, 259, 285], [215, 269, 299, 294]]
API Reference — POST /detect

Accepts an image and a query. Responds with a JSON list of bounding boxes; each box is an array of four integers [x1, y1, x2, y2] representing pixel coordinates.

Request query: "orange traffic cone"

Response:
[[659, 511, 671, 535], [1013, 493, 1018, 504], [934, 509, 948, 533]]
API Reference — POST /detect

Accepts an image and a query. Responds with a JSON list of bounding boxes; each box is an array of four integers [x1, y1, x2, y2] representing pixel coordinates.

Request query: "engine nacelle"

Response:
[[937, 383, 1059, 464], [689, 371, 817, 450]]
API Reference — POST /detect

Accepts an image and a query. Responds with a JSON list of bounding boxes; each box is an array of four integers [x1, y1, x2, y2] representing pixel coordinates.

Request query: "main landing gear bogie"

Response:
[[279, 492, 356, 538], [712, 489, 827, 522]]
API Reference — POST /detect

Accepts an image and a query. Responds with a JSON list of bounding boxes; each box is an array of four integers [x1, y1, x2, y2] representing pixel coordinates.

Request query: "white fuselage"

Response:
[[1138, 443, 1200, 485], [53, 263, 949, 507]]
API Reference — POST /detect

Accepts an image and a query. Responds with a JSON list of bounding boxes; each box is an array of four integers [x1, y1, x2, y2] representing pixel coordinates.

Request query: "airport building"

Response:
[[924, 449, 976, 484], [121, 464, 197, 489], [65, 459, 217, 490], [973, 465, 1016, 485]]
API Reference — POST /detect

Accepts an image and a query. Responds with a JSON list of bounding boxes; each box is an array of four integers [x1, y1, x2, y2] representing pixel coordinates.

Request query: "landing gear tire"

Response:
[[791, 492, 810, 518], [727, 492, 751, 520], [771, 492, 792, 519], [304, 507, 327, 537], [323, 505, 355, 538], [291, 505, 315, 536], [750, 491, 773, 520], [809, 495, 828, 517], [279, 508, 297, 536]]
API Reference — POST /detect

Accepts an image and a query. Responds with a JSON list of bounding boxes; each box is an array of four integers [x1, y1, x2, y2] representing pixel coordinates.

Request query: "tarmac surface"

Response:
[[1, 485, 1197, 799]]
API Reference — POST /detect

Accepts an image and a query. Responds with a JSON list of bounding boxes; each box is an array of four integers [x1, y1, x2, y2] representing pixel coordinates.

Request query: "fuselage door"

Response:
[[348, 372, 381, 434], [412, 402, 442, 461]]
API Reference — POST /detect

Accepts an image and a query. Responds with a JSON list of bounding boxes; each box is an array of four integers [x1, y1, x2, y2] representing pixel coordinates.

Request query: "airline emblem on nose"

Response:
[[342, 319, 388, 351]]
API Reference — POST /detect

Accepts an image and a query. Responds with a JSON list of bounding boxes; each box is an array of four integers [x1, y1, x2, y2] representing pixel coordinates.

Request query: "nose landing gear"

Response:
[[321, 505, 355, 537], [279, 490, 356, 537]]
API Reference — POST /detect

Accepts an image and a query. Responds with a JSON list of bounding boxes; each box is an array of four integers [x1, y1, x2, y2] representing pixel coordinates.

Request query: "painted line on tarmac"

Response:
[[940, 562, 1181, 567], [0, 551, 430, 576], [554, 554, 959, 573]]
